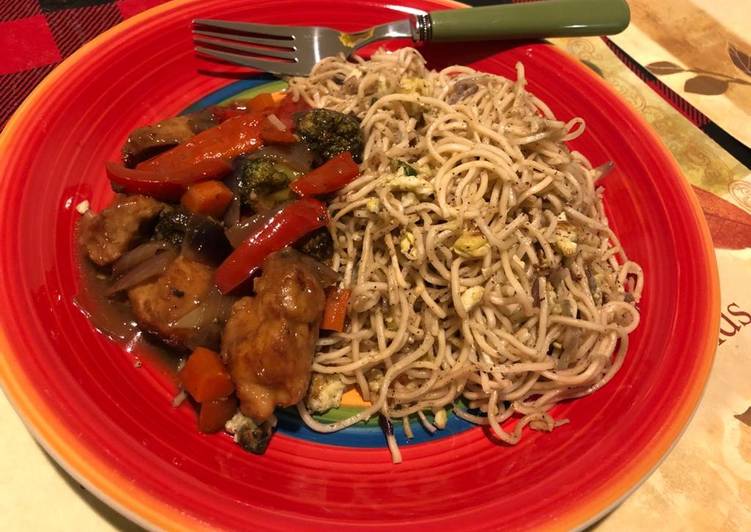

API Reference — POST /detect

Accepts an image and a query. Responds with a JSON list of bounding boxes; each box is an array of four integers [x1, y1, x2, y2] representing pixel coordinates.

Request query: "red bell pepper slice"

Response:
[[137, 113, 263, 173], [215, 198, 330, 294], [289, 152, 360, 197], [106, 159, 231, 201], [108, 112, 264, 200]]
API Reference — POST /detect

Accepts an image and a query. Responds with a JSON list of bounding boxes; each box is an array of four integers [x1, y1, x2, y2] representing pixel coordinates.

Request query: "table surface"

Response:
[[1, 0, 750, 530]]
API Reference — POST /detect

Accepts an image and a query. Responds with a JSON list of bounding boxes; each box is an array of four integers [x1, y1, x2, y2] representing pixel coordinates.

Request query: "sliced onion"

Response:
[[107, 249, 177, 295], [112, 241, 168, 277], [207, 287, 236, 323], [223, 170, 243, 227], [170, 287, 233, 352], [171, 288, 235, 329], [171, 304, 205, 329], [225, 214, 264, 248], [266, 113, 287, 131], [75, 246, 142, 342], [224, 196, 241, 227], [279, 142, 313, 172], [295, 252, 338, 287]]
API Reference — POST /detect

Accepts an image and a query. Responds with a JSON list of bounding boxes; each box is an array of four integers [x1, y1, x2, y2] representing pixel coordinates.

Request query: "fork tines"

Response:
[[192, 19, 300, 74]]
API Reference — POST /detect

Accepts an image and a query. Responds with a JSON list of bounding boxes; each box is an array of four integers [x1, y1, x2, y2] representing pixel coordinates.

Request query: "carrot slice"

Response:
[[210, 92, 284, 122], [321, 288, 351, 332], [246, 93, 277, 113], [181, 180, 234, 218], [178, 347, 234, 403], [198, 396, 238, 433]]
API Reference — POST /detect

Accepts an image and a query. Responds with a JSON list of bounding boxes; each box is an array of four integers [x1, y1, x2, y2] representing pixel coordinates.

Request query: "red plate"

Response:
[[0, 0, 719, 530]]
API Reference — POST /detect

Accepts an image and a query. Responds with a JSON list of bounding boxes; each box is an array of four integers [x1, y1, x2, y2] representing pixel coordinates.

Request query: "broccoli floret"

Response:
[[294, 227, 333, 262], [295, 108, 364, 166], [154, 207, 191, 246], [392, 159, 418, 176], [238, 157, 298, 193], [235, 157, 300, 212]]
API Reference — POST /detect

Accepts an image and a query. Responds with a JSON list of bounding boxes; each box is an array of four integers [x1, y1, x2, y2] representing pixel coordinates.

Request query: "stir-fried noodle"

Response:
[[289, 48, 643, 451]]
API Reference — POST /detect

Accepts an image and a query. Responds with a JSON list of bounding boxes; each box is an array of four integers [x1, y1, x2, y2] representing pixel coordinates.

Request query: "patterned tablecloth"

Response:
[[1, 0, 750, 530]]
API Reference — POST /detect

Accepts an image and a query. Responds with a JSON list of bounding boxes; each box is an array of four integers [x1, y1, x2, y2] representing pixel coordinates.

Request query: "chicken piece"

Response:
[[222, 249, 327, 422], [128, 255, 215, 347], [79, 194, 164, 266]]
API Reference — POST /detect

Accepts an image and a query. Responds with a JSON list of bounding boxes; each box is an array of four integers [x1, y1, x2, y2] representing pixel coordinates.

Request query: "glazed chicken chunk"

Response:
[[128, 255, 215, 348], [78, 194, 164, 266], [222, 249, 327, 422]]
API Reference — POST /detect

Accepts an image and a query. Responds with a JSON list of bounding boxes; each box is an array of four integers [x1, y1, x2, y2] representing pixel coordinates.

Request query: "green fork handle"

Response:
[[428, 0, 630, 41]]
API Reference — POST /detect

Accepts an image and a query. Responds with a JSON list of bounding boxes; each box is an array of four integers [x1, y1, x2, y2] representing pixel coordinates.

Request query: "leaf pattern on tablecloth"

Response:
[[560, 39, 744, 196], [645, 47, 751, 97], [557, 27, 751, 532], [646, 61, 684, 75], [685, 75, 730, 95], [735, 407, 751, 427], [728, 43, 751, 77]]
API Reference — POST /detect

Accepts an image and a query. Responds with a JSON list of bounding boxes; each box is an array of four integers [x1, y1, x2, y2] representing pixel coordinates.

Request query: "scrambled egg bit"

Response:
[[399, 77, 430, 96], [461, 286, 485, 312], [399, 230, 418, 260], [453, 231, 490, 258], [389, 174, 434, 197], [306, 373, 346, 413], [553, 222, 578, 257], [366, 197, 380, 213], [367, 368, 385, 395]]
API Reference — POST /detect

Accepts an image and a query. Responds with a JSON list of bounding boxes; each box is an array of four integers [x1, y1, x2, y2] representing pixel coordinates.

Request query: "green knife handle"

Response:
[[427, 0, 630, 41]]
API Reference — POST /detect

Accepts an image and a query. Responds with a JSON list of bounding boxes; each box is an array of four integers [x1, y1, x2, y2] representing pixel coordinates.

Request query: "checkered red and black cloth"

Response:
[[0, 0, 163, 127], [0, 0, 748, 166]]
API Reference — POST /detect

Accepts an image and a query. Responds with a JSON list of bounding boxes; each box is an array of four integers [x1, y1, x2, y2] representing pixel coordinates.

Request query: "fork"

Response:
[[193, 0, 630, 76]]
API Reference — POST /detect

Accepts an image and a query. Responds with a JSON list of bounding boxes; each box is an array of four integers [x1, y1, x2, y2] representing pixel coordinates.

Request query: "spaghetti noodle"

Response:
[[289, 47, 642, 455]]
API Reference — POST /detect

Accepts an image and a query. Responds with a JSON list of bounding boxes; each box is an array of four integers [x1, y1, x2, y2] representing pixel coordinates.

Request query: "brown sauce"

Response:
[[73, 239, 184, 376]]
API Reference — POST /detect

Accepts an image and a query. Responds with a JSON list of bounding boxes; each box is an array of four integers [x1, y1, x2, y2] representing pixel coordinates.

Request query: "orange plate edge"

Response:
[[0, 0, 720, 530]]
